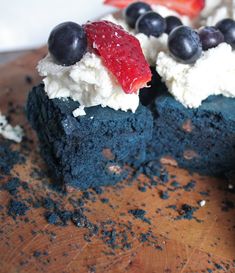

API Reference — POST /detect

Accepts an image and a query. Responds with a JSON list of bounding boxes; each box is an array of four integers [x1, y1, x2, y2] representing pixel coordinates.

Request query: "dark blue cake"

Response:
[[27, 84, 153, 190], [147, 88, 235, 176]]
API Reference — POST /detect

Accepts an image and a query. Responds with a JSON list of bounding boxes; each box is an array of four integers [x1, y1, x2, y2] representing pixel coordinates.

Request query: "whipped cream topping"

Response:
[[200, 0, 234, 26], [0, 112, 23, 143], [136, 33, 168, 66], [102, 0, 233, 66], [201, 0, 223, 17], [72, 106, 86, 117], [102, 5, 192, 66], [102, 14, 131, 33], [103, 0, 233, 59], [38, 53, 139, 113], [103, 5, 192, 27], [206, 6, 230, 26], [152, 5, 192, 26], [157, 43, 235, 108]]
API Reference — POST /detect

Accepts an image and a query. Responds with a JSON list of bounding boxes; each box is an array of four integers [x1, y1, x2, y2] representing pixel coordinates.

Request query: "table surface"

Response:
[[0, 51, 30, 65], [0, 48, 234, 273]]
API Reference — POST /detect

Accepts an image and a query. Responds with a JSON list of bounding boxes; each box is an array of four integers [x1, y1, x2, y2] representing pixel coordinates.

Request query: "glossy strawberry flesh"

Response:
[[85, 21, 151, 94], [104, 0, 205, 18]]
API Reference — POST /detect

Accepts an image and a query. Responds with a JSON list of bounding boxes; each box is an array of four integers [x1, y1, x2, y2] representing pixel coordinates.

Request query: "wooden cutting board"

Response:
[[0, 48, 234, 273]]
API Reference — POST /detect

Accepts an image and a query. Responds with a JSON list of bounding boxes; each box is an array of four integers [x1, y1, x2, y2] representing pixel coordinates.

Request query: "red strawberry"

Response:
[[84, 21, 151, 94], [104, 0, 205, 18]]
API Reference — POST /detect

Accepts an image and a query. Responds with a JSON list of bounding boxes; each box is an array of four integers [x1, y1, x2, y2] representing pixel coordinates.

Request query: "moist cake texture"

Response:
[[148, 90, 235, 176], [27, 84, 153, 190]]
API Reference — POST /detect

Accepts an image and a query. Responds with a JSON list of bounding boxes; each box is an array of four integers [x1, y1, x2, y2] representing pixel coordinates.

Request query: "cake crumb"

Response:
[[199, 200, 206, 207], [0, 112, 23, 143], [128, 209, 151, 224], [160, 191, 169, 200]]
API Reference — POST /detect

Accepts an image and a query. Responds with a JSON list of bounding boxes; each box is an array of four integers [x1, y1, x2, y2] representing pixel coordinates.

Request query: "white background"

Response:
[[0, 0, 115, 52]]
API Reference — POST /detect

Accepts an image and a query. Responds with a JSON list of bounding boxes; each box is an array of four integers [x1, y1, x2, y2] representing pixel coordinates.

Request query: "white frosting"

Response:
[[201, 0, 222, 17], [0, 112, 23, 143], [156, 43, 235, 108], [102, 14, 131, 32], [102, 5, 192, 30], [136, 33, 168, 66], [205, 5, 230, 26], [38, 53, 139, 113], [152, 5, 192, 26], [73, 106, 86, 117], [200, 0, 234, 26]]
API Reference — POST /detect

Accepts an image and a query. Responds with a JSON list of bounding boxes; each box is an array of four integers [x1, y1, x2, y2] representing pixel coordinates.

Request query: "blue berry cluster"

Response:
[[168, 18, 235, 64], [124, 2, 235, 64], [124, 1, 182, 38]]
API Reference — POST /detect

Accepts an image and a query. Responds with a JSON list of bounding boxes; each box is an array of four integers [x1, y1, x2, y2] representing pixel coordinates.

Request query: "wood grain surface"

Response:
[[0, 48, 234, 273]]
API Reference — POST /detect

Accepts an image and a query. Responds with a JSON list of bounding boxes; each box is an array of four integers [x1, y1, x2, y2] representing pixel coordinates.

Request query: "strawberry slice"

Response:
[[84, 21, 151, 94], [104, 0, 205, 18]]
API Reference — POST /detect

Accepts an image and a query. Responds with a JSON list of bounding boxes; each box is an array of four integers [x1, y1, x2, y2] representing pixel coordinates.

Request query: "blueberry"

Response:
[[198, 26, 224, 50], [215, 18, 235, 49], [165, 16, 183, 34], [168, 26, 202, 64], [48, 22, 87, 66], [136, 11, 166, 38], [124, 1, 152, 28]]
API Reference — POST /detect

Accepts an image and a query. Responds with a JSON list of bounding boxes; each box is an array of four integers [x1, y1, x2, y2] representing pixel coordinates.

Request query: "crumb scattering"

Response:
[[0, 111, 24, 143], [199, 200, 206, 207]]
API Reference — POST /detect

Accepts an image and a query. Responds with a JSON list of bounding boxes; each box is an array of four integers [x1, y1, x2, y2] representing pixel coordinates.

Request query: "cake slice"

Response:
[[27, 20, 152, 190], [27, 84, 152, 190], [149, 91, 235, 176], [146, 21, 235, 176]]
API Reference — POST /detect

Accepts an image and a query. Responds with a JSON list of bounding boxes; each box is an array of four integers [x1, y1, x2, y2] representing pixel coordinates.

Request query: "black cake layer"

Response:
[[149, 91, 235, 176], [27, 84, 153, 190]]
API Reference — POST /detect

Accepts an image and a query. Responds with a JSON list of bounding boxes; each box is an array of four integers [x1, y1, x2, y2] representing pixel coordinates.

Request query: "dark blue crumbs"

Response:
[[183, 180, 196, 191], [214, 263, 223, 270], [45, 212, 60, 225], [200, 191, 210, 196], [160, 172, 169, 183], [170, 181, 180, 188], [3, 177, 21, 195], [43, 197, 56, 210], [102, 229, 116, 247], [138, 186, 147, 192], [160, 191, 169, 200], [176, 204, 198, 220], [167, 205, 177, 210], [101, 198, 109, 204], [128, 209, 151, 224], [33, 251, 41, 258], [8, 199, 29, 218], [45, 210, 73, 226], [0, 142, 25, 174], [150, 181, 158, 186], [139, 232, 150, 242], [92, 187, 103, 195], [129, 209, 146, 218]]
